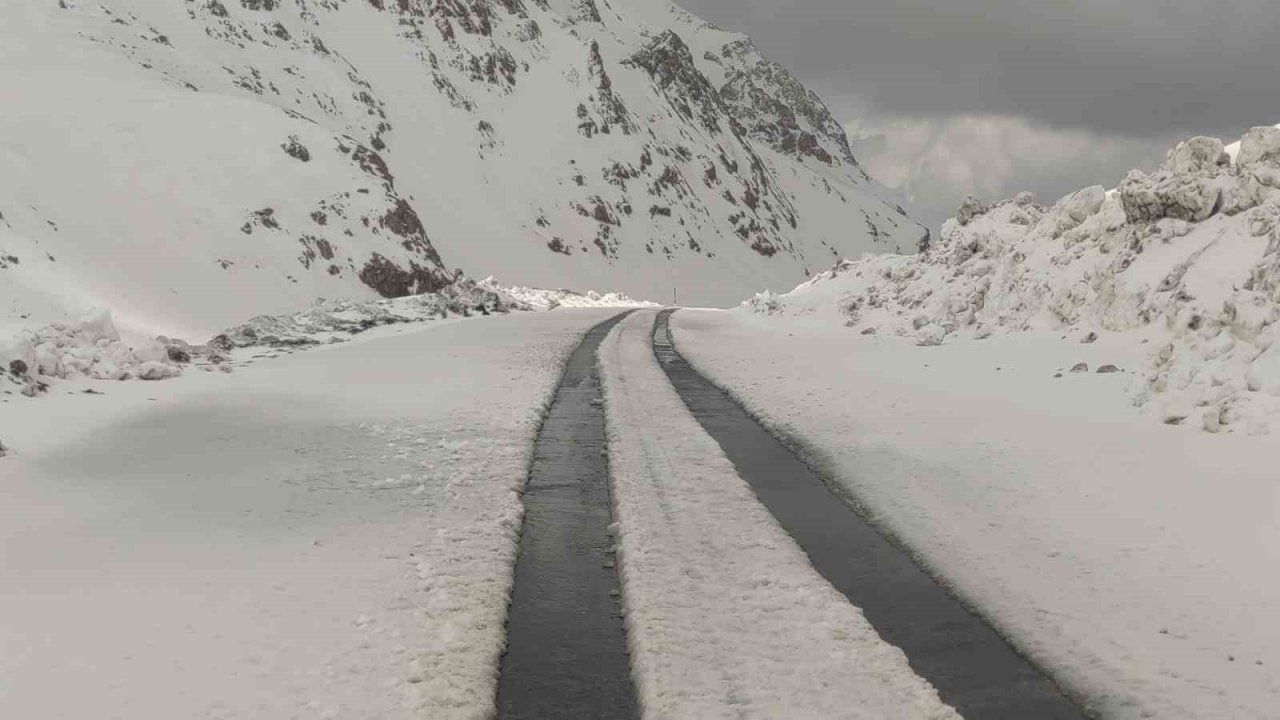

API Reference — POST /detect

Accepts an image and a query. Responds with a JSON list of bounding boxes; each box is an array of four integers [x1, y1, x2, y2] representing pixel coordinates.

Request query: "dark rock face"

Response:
[[359, 253, 451, 298], [281, 136, 311, 162], [9, 359, 28, 377], [713, 39, 865, 174], [627, 31, 724, 135]]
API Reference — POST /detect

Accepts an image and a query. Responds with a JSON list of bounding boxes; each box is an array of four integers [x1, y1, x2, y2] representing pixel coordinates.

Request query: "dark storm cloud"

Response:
[[678, 0, 1280, 138]]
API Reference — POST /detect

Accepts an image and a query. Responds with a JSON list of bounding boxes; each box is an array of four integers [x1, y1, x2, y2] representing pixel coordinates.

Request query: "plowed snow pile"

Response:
[[477, 277, 661, 310], [1, 278, 651, 399], [748, 126, 1280, 434]]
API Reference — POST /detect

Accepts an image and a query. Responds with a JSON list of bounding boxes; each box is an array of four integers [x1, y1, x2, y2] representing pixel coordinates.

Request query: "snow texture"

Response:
[[743, 126, 1280, 434], [478, 276, 661, 310], [598, 310, 958, 719], [0, 276, 654, 399], [672, 309, 1280, 720], [0, 309, 189, 398], [0, 0, 923, 341], [0, 309, 619, 719]]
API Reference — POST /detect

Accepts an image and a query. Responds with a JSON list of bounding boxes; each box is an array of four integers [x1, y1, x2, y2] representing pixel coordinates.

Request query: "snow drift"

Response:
[[746, 126, 1280, 435]]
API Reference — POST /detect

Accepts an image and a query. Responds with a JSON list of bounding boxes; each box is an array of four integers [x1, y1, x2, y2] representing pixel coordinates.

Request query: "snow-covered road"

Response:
[[0, 310, 618, 720], [600, 310, 958, 719], [8, 303, 1265, 720], [671, 308, 1280, 719]]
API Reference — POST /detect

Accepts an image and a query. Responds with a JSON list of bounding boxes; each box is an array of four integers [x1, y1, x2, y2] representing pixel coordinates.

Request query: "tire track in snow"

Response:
[[496, 312, 639, 720], [602, 310, 958, 719], [653, 309, 1087, 719]]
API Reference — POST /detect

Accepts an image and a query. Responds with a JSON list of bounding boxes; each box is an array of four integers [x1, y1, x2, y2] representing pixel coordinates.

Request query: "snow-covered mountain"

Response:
[[0, 0, 923, 338], [744, 126, 1280, 435]]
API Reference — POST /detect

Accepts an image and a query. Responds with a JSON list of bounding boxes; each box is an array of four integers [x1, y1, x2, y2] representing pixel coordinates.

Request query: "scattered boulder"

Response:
[[957, 196, 988, 226], [1236, 126, 1280, 168], [281, 135, 311, 162], [166, 345, 193, 363], [9, 359, 27, 377], [1097, 365, 1121, 374], [1119, 169, 1227, 224], [138, 361, 180, 381], [1081, 332, 1098, 345], [916, 324, 946, 347], [1164, 136, 1230, 174], [1071, 363, 1090, 374]]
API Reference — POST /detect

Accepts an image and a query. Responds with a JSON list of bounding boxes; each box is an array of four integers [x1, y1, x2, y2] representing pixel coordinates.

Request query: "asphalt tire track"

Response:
[[653, 309, 1088, 719], [496, 312, 639, 720]]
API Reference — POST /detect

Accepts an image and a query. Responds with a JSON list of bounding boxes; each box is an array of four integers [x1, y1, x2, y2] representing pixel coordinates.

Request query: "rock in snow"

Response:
[[746, 125, 1280, 434]]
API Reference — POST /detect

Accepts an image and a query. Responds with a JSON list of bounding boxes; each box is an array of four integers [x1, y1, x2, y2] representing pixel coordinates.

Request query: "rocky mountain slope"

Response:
[[0, 0, 923, 338], [746, 126, 1280, 435]]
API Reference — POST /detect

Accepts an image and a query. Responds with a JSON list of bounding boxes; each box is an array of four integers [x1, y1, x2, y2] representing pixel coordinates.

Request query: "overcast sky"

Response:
[[677, 0, 1280, 228]]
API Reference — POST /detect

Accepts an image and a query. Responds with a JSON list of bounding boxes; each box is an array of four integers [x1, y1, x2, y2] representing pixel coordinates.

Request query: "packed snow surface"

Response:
[[746, 126, 1280, 434], [598, 310, 958, 719], [671, 309, 1280, 719], [0, 309, 619, 719]]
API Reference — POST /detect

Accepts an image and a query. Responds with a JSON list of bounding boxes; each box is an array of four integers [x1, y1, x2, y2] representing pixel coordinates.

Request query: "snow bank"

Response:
[[478, 277, 661, 311], [214, 277, 530, 349], [1, 310, 188, 397], [1, 277, 651, 399], [598, 311, 957, 719], [746, 126, 1280, 434]]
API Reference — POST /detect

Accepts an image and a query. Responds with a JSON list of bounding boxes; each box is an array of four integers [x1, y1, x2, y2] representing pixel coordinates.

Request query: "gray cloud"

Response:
[[848, 115, 1178, 228], [676, 0, 1280, 227], [679, 0, 1280, 138]]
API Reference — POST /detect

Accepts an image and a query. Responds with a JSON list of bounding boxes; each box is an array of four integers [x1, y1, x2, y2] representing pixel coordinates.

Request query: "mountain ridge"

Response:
[[0, 0, 924, 337]]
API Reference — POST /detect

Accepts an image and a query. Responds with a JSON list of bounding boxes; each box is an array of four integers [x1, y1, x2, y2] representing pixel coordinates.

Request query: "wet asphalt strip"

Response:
[[652, 310, 1088, 720], [496, 312, 639, 720]]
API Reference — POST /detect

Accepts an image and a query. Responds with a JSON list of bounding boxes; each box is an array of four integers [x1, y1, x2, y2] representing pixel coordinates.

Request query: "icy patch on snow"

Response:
[[478, 277, 661, 310], [745, 125, 1280, 434]]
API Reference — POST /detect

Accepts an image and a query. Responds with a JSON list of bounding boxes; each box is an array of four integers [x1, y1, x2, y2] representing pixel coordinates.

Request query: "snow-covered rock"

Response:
[[479, 277, 661, 310], [745, 126, 1280, 434], [0, 0, 925, 340], [1, 310, 188, 395]]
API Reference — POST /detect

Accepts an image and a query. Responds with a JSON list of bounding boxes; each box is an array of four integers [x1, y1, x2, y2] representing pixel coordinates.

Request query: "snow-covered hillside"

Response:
[[0, 0, 922, 339], [745, 126, 1280, 434]]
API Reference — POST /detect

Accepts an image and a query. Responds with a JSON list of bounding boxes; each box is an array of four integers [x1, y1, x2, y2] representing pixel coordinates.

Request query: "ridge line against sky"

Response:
[[676, 0, 1280, 229]]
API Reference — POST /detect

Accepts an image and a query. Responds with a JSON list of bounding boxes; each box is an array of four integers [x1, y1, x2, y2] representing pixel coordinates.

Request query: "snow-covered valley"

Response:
[[3, 0, 1279, 717], [0, 0, 922, 342]]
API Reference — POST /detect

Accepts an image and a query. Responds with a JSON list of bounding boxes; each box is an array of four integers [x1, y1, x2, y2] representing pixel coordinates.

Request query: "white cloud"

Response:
[[848, 115, 1175, 228]]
